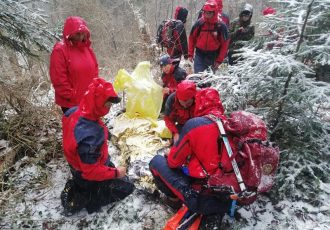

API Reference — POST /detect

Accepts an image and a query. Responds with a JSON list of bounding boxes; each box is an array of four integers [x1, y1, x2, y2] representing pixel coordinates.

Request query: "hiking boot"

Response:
[[200, 214, 223, 230], [60, 179, 88, 216]]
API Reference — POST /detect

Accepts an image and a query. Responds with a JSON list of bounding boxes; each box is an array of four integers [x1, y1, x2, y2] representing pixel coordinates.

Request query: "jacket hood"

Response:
[[239, 3, 253, 26], [174, 6, 188, 23], [194, 88, 224, 117], [240, 3, 253, 16], [202, 1, 219, 24], [79, 78, 120, 120], [176, 80, 197, 101], [63, 16, 91, 46], [214, 0, 223, 13]]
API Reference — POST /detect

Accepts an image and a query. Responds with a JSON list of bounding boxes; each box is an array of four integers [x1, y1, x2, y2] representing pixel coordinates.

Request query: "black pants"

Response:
[[149, 155, 231, 215], [72, 175, 135, 213]]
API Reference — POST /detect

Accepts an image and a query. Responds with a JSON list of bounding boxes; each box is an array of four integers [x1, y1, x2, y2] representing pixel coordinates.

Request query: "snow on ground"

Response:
[[2, 156, 172, 230], [2, 143, 329, 229], [1, 106, 329, 229]]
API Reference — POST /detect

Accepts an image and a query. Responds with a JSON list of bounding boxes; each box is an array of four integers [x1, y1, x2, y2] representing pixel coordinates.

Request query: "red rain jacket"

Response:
[[189, 8, 229, 64], [164, 92, 195, 134], [50, 16, 99, 108], [62, 78, 119, 181], [167, 88, 226, 178]]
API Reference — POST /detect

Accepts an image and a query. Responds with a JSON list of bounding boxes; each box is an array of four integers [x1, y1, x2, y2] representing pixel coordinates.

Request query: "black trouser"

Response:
[[149, 155, 231, 215], [73, 176, 135, 213], [70, 162, 135, 213]]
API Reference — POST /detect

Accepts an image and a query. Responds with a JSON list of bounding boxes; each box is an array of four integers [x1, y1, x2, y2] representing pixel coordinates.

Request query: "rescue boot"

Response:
[[60, 179, 88, 216], [200, 214, 224, 230]]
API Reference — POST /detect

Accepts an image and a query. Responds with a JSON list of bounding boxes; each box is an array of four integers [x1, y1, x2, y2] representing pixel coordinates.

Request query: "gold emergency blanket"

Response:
[[112, 114, 170, 191]]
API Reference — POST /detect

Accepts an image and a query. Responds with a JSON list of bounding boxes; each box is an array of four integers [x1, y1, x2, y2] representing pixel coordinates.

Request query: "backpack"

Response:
[[156, 19, 178, 48], [206, 111, 280, 205]]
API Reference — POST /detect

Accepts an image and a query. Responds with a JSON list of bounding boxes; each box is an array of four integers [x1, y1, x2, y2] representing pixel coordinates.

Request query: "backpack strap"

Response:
[[206, 114, 247, 192], [195, 19, 204, 38], [195, 20, 229, 42]]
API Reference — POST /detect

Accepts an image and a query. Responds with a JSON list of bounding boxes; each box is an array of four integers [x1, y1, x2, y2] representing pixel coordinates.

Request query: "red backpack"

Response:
[[156, 19, 179, 48], [207, 111, 280, 205]]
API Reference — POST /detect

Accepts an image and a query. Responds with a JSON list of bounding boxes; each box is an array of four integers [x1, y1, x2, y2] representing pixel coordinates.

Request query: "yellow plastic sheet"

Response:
[[114, 61, 163, 122]]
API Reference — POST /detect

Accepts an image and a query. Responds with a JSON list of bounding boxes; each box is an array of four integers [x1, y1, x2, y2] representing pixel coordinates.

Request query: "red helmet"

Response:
[[176, 80, 197, 101], [203, 1, 218, 12], [262, 7, 276, 16]]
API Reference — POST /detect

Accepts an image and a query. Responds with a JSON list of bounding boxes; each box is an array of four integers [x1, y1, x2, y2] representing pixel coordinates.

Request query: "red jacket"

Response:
[[188, 16, 229, 63], [167, 116, 227, 178], [50, 16, 99, 108], [164, 92, 195, 134], [167, 88, 227, 178], [62, 78, 119, 181]]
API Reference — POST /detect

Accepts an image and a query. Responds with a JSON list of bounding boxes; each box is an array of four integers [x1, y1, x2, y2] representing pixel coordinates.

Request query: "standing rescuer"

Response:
[[189, 0, 229, 73], [61, 78, 134, 215], [228, 3, 255, 65], [50, 16, 99, 113]]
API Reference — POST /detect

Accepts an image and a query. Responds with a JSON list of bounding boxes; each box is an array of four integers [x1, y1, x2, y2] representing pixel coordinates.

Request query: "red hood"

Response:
[[194, 88, 224, 117], [214, 0, 223, 13], [176, 80, 197, 101], [63, 16, 91, 46], [79, 78, 119, 120], [202, 1, 219, 24]]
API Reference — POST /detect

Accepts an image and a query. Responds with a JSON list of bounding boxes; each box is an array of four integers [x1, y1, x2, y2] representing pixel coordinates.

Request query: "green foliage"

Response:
[[216, 0, 330, 206]]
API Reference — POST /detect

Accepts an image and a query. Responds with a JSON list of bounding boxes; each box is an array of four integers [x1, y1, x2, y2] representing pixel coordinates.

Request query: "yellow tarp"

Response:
[[113, 61, 163, 123]]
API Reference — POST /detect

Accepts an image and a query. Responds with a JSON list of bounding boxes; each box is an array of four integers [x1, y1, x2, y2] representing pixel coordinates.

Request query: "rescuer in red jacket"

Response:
[[50, 16, 99, 113], [60, 78, 134, 215], [197, 0, 230, 27], [149, 88, 230, 216], [164, 80, 197, 143], [189, 1, 229, 73], [159, 54, 187, 111]]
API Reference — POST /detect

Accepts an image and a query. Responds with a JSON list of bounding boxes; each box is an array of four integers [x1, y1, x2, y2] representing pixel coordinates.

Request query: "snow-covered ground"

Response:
[[1, 131, 329, 229]]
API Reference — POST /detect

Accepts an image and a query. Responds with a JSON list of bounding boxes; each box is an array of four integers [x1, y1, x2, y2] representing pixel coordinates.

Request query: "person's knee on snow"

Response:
[[61, 78, 135, 215]]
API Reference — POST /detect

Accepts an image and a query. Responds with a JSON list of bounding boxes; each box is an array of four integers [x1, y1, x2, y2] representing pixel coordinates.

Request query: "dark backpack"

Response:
[[156, 19, 178, 48], [206, 111, 280, 205]]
